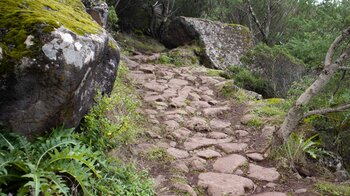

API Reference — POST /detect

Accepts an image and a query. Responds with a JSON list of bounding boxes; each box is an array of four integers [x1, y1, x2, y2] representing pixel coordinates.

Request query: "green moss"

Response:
[[314, 181, 350, 195], [0, 0, 102, 61], [108, 40, 117, 49], [221, 66, 273, 98]]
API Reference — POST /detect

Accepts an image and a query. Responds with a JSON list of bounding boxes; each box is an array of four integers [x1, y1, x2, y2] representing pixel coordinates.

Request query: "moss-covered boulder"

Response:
[[161, 17, 253, 70], [241, 44, 306, 98], [0, 0, 120, 137]]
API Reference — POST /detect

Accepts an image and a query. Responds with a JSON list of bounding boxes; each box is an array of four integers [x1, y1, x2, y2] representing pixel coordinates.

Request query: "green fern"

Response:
[[0, 128, 103, 195]]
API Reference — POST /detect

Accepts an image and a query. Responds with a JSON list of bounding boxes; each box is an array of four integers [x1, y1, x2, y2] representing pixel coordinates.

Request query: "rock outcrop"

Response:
[[0, 0, 119, 137], [241, 44, 306, 97], [162, 17, 253, 69]]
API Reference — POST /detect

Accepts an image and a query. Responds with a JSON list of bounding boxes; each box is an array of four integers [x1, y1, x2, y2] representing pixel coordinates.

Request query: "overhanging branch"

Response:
[[304, 103, 350, 118]]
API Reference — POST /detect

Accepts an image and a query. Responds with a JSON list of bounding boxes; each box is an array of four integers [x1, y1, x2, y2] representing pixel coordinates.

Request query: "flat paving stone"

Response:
[[210, 119, 231, 130], [173, 182, 197, 196], [184, 137, 232, 150], [186, 117, 210, 132], [217, 143, 248, 153], [247, 153, 265, 161], [208, 132, 228, 139], [213, 154, 247, 173], [172, 128, 192, 140], [164, 120, 180, 131], [143, 81, 167, 92], [168, 78, 189, 86], [253, 192, 287, 196], [198, 172, 254, 196], [197, 149, 221, 159], [248, 164, 280, 182], [203, 106, 230, 116], [167, 148, 189, 159]]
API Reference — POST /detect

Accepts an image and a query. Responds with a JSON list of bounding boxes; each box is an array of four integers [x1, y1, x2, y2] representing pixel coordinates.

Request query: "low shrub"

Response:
[[81, 63, 142, 151], [0, 127, 154, 195], [221, 66, 273, 98]]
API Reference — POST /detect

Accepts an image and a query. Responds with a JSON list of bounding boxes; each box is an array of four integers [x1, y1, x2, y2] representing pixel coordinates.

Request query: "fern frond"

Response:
[[50, 161, 93, 196], [22, 164, 41, 196], [42, 171, 69, 196], [35, 137, 79, 168], [47, 146, 102, 178]]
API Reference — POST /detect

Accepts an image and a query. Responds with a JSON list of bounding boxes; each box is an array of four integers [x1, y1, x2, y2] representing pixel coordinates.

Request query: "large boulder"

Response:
[[0, 0, 120, 137], [241, 44, 306, 97], [161, 17, 254, 69]]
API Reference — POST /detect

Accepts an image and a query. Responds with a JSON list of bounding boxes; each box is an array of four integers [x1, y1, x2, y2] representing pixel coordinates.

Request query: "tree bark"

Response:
[[278, 26, 350, 141], [304, 103, 350, 118]]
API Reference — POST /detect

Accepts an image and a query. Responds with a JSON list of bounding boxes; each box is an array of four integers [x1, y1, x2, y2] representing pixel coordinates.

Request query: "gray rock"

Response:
[[173, 161, 189, 173], [186, 117, 210, 132], [172, 127, 192, 140], [203, 106, 231, 116], [184, 137, 232, 150], [217, 143, 248, 153], [210, 119, 231, 130], [0, 26, 119, 137], [213, 154, 247, 173], [208, 132, 228, 139], [162, 17, 253, 69], [241, 114, 254, 125], [190, 157, 207, 171], [198, 172, 254, 196], [253, 192, 286, 196], [164, 120, 180, 131], [248, 164, 280, 182], [167, 148, 189, 159], [197, 149, 222, 159], [85, 1, 109, 28], [173, 182, 197, 196], [247, 153, 265, 161]]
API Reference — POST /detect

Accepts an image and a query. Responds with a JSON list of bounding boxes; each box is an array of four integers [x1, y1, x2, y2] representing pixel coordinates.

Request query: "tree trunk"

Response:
[[278, 26, 350, 141]]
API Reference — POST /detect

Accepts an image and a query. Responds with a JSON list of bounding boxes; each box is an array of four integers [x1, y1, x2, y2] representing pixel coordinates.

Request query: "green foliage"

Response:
[[219, 82, 254, 103], [273, 133, 321, 167], [157, 46, 201, 67], [207, 69, 224, 77], [0, 127, 101, 195], [0, 0, 102, 61], [0, 127, 155, 195], [146, 147, 174, 163], [314, 181, 350, 196], [108, 6, 119, 31], [114, 32, 166, 55], [81, 63, 142, 151], [246, 117, 263, 129], [222, 65, 273, 97]]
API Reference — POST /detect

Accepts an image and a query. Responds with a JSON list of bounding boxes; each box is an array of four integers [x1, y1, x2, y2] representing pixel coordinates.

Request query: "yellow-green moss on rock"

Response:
[[0, 0, 102, 60]]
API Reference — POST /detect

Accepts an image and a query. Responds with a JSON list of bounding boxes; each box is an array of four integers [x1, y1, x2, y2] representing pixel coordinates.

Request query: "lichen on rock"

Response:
[[0, 0, 102, 61], [161, 17, 253, 70], [0, 0, 120, 137]]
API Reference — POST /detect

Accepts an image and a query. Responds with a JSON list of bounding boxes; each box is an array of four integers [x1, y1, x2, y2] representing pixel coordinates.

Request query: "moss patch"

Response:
[[0, 0, 102, 60]]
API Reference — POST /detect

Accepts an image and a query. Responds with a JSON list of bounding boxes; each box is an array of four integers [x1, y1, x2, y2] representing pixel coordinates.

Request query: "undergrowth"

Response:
[[81, 62, 142, 151], [221, 66, 273, 98], [314, 181, 350, 196], [0, 62, 155, 195], [0, 127, 154, 195]]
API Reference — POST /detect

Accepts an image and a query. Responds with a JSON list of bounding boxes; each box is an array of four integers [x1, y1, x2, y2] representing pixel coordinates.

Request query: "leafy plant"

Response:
[[81, 63, 142, 151], [314, 181, 350, 196], [274, 133, 321, 168], [0, 127, 155, 195], [0, 127, 102, 195], [221, 65, 273, 98]]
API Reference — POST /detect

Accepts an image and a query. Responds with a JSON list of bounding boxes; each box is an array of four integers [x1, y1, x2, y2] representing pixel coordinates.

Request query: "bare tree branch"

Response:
[[304, 103, 350, 118], [279, 26, 350, 141]]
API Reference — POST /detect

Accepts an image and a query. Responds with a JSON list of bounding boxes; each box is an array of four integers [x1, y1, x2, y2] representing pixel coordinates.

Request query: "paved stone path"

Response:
[[125, 55, 289, 196]]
